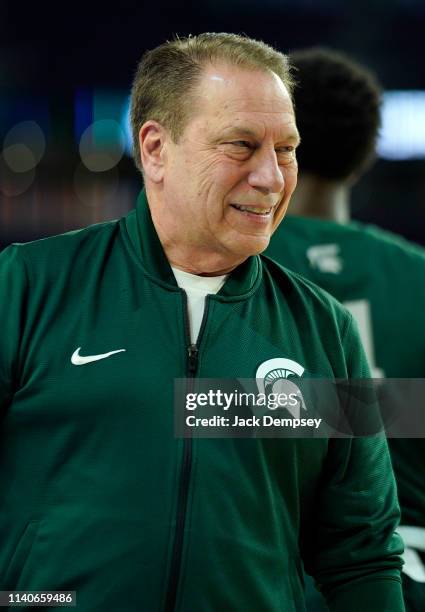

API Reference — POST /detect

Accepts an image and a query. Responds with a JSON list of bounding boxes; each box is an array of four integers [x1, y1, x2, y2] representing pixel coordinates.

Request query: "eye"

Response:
[[225, 140, 253, 149], [276, 145, 295, 154], [220, 140, 255, 160], [275, 146, 296, 163]]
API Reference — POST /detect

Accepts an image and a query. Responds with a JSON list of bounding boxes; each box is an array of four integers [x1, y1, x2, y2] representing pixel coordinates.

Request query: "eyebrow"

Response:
[[220, 126, 301, 146]]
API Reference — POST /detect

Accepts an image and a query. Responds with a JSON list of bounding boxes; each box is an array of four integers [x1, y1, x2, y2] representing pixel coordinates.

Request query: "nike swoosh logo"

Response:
[[71, 347, 126, 365]]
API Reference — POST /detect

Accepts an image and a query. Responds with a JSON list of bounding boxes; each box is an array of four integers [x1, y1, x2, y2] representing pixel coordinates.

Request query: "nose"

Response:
[[247, 148, 285, 194]]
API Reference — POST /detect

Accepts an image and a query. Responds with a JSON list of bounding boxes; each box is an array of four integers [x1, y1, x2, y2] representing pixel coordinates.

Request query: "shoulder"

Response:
[[352, 221, 425, 264], [6, 218, 120, 258], [270, 217, 425, 283], [0, 219, 121, 277], [275, 215, 425, 260]]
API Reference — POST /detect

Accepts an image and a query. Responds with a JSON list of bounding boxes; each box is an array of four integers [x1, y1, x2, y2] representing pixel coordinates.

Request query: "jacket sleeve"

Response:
[[307, 314, 405, 612], [0, 245, 28, 414]]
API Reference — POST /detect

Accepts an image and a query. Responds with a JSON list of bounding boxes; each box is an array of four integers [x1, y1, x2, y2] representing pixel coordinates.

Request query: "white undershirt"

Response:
[[172, 267, 227, 343]]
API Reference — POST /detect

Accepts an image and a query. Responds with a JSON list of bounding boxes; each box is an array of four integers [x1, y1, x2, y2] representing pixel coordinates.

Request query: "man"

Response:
[[266, 47, 425, 611], [0, 34, 404, 611]]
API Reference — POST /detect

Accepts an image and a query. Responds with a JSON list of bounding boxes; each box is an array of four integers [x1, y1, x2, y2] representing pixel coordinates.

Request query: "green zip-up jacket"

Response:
[[0, 192, 404, 611]]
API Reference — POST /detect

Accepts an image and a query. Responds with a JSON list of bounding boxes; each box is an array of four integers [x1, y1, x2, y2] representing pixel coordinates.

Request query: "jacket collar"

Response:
[[124, 189, 262, 299]]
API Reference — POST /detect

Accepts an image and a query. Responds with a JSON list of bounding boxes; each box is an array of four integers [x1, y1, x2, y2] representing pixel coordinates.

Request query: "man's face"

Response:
[[157, 63, 299, 268]]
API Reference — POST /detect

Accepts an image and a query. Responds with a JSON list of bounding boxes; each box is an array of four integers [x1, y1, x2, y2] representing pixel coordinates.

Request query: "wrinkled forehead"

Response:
[[197, 63, 292, 106], [189, 63, 297, 137], [200, 60, 287, 87]]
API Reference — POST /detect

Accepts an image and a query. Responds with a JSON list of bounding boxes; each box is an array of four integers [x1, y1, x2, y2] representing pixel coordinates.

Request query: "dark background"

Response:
[[1, 0, 425, 249]]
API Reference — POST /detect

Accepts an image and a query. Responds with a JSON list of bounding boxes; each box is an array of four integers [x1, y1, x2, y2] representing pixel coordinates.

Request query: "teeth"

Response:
[[234, 205, 272, 215]]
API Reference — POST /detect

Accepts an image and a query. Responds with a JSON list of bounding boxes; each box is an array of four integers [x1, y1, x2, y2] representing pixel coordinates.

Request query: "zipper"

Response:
[[164, 293, 210, 612], [187, 344, 199, 377]]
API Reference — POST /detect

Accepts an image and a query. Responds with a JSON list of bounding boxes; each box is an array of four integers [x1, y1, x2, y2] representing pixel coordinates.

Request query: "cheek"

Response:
[[284, 163, 298, 196], [183, 154, 222, 197], [272, 166, 298, 228], [199, 158, 244, 200]]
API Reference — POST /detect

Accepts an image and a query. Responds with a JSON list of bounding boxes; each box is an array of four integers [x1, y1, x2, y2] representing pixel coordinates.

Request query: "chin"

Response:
[[235, 236, 271, 258]]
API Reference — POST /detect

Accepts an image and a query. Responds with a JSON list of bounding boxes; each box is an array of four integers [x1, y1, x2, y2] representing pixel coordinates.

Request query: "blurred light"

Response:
[[121, 97, 132, 156], [3, 120, 46, 169], [75, 90, 93, 142], [79, 119, 126, 172], [73, 162, 119, 206], [378, 91, 425, 160], [0, 154, 35, 196], [3, 143, 36, 173]]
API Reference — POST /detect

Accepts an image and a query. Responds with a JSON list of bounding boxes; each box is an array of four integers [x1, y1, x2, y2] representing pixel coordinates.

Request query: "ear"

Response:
[[139, 120, 168, 183]]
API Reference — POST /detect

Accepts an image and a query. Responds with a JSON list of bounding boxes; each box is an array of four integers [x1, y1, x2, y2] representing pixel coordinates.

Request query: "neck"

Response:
[[161, 236, 244, 275], [168, 257, 238, 276], [288, 174, 351, 224], [147, 189, 245, 276]]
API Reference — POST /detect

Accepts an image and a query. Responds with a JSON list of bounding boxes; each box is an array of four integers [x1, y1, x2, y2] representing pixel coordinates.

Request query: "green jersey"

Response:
[[0, 195, 404, 611], [266, 215, 425, 528]]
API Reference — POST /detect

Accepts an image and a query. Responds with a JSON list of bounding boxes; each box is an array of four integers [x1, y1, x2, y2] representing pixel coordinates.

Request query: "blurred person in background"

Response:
[[266, 47, 425, 611], [0, 34, 405, 611]]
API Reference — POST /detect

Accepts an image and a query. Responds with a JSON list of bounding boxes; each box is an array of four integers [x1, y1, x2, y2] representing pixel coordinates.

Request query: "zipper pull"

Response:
[[187, 344, 199, 376]]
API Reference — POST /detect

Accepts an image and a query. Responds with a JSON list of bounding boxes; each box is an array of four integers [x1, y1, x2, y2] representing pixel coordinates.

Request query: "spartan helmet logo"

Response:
[[256, 358, 306, 419]]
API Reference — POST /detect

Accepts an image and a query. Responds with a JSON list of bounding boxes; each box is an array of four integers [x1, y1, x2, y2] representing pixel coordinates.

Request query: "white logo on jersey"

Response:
[[307, 244, 343, 274], [71, 347, 126, 365], [256, 358, 306, 419]]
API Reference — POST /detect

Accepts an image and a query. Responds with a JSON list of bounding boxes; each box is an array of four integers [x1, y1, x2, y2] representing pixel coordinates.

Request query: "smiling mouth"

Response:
[[230, 204, 274, 216]]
